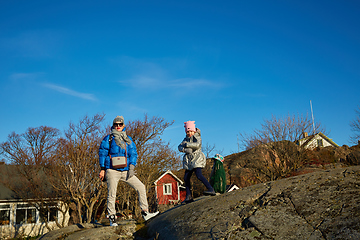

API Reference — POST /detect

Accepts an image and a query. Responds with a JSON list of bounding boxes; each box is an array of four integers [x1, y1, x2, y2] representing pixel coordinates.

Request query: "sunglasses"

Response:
[[113, 123, 124, 127]]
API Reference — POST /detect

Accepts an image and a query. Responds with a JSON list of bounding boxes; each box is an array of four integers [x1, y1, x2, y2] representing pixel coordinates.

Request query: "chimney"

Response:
[[303, 132, 308, 138]]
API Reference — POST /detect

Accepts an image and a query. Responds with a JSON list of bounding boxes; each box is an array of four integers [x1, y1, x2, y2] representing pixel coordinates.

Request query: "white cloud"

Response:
[[166, 124, 183, 131], [121, 76, 163, 89], [115, 101, 148, 113], [9, 72, 44, 81], [43, 83, 97, 101], [1, 30, 63, 58], [114, 56, 225, 91], [123, 75, 223, 91], [167, 78, 223, 89]]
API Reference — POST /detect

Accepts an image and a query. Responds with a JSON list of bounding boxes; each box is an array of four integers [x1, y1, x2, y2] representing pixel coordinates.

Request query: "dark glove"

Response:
[[184, 148, 193, 154], [127, 164, 135, 180]]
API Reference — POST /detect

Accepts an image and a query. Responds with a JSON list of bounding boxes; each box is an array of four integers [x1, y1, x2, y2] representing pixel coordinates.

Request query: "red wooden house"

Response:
[[154, 170, 186, 206]]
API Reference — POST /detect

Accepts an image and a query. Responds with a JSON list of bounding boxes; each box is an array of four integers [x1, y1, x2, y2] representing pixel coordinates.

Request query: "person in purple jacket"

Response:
[[99, 116, 158, 226]]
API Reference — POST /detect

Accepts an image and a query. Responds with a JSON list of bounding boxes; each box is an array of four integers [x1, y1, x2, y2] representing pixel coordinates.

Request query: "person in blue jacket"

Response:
[[99, 116, 158, 226]]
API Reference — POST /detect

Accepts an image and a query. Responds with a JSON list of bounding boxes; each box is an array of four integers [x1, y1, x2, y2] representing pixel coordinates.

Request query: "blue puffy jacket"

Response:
[[98, 129, 137, 171]]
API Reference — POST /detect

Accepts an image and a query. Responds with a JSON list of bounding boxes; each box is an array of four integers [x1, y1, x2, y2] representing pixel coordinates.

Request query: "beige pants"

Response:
[[106, 169, 148, 216]]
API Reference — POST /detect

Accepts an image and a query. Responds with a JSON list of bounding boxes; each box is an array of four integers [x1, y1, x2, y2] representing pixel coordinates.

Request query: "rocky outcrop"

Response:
[[37, 220, 137, 240], [224, 143, 360, 190], [147, 165, 360, 240], [345, 150, 360, 166], [37, 165, 360, 240]]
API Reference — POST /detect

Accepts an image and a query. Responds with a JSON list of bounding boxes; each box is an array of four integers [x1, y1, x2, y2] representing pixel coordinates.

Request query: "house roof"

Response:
[[0, 183, 16, 200], [154, 170, 184, 185], [0, 164, 56, 201], [297, 132, 338, 148], [0, 165, 20, 200], [226, 184, 239, 192]]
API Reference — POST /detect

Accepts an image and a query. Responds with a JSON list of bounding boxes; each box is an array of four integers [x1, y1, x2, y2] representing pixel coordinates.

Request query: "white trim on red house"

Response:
[[154, 170, 184, 185], [154, 170, 185, 204], [163, 183, 172, 195]]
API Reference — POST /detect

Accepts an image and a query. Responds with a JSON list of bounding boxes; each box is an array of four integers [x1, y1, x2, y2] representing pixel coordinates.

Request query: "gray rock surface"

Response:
[[37, 165, 360, 240], [147, 165, 360, 240], [37, 220, 137, 240]]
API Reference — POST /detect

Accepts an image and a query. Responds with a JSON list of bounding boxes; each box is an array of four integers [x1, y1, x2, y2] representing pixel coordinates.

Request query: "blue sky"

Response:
[[1, 0, 359, 156]]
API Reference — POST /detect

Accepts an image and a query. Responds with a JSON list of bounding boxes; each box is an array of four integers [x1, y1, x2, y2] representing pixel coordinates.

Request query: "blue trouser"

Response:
[[184, 168, 213, 197]]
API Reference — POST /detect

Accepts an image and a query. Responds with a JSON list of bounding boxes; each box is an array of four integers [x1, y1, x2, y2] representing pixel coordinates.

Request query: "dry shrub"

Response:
[[225, 141, 306, 188]]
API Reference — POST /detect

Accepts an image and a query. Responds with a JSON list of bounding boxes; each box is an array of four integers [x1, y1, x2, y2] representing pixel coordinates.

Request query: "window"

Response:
[[317, 139, 323, 147], [16, 204, 36, 225], [39, 203, 58, 222], [0, 204, 11, 226], [163, 183, 172, 195]]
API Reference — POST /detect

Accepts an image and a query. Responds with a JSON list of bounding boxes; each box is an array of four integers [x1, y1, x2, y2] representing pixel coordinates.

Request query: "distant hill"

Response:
[[223, 141, 359, 188], [174, 142, 360, 198]]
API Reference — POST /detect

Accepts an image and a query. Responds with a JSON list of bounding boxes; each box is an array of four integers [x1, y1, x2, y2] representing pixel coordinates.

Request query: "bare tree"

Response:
[[126, 114, 181, 186], [226, 140, 307, 188], [117, 114, 181, 215], [350, 106, 360, 144], [0, 126, 59, 166], [1, 113, 182, 225], [238, 113, 327, 150], [48, 114, 107, 223], [0, 126, 69, 229], [202, 142, 216, 159], [250, 141, 305, 181]]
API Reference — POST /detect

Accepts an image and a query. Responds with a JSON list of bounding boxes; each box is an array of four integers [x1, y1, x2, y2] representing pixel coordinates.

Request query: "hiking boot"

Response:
[[109, 215, 118, 226], [142, 211, 159, 221], [203, 190, 216, 196], [181, 196, 194, 204]]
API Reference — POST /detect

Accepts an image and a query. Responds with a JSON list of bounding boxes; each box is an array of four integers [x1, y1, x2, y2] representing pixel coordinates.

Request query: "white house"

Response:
[[296, 132, 338, 149], [0, 199, 69, 239], [0, 164, 69, 239]]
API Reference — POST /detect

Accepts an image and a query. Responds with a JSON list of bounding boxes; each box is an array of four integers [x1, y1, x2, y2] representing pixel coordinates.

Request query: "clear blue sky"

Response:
[[1, 0, 359, 156]]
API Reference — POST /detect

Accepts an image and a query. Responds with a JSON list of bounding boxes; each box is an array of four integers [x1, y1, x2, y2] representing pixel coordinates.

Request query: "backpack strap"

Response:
[[108, 134, 113, 158]]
